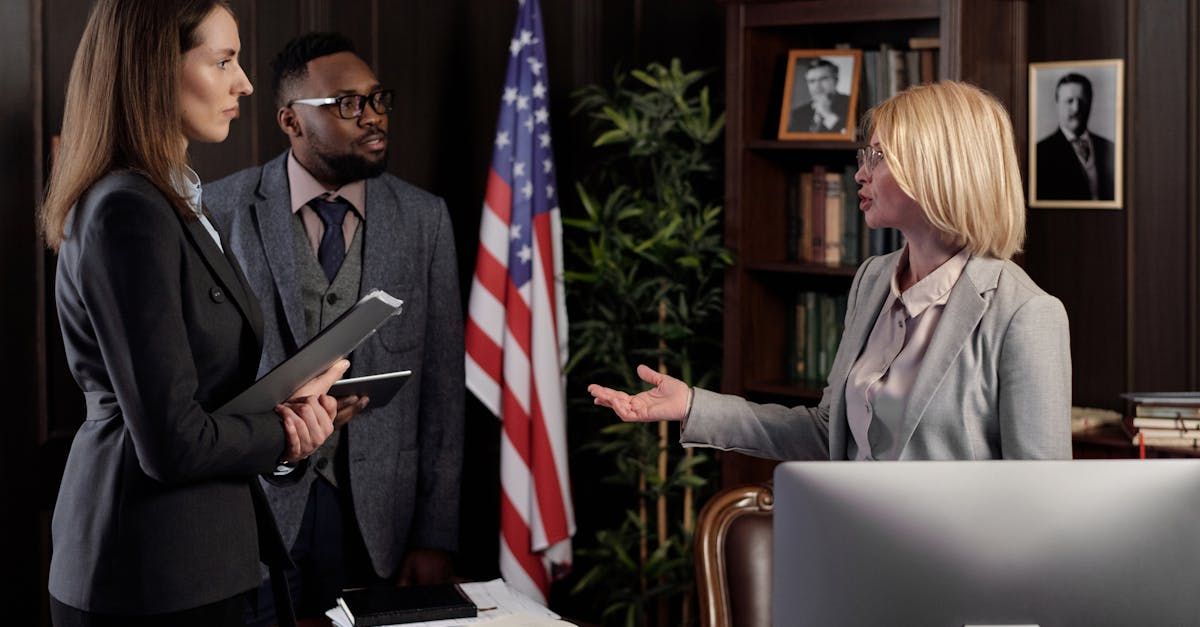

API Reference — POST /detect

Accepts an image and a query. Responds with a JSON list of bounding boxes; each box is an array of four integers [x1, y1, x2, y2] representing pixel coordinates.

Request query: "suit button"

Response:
[[326, 293, 339, 305], [316, 458, 329, 470], [210, 287, 225, 303]]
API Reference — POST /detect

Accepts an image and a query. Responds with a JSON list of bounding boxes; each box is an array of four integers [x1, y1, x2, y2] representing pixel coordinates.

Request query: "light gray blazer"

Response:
[[683, 250, 1072, 460], [206, 152, 464, 578]]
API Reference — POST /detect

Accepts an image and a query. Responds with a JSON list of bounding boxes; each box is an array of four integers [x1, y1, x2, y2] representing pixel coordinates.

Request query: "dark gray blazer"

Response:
[[50, 171, 288, 614], [1036, 129, 1116, 201], [683, 251, 1072, 460], [206, 152, 464, 578]]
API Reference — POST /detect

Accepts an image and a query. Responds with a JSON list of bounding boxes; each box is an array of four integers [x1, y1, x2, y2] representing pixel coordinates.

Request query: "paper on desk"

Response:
[[326, 579, 560, 627]]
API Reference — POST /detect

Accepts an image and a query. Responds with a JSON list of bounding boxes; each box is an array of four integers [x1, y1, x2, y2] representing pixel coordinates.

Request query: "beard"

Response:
[[317, 150, 389, 187]]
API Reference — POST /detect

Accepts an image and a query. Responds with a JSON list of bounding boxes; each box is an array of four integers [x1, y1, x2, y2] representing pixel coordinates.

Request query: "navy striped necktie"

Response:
[[311, 196, 351, 282]]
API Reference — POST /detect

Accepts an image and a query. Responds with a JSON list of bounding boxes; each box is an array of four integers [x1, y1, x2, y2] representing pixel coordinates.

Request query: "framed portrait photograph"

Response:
[[778, 49, 862, 141], [1028, 59, 1124, 209]]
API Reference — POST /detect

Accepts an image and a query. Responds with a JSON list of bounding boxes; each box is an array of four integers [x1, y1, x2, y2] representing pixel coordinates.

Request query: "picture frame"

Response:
[[1028, 59, 1124, 209], [778, 49, 862, 141]]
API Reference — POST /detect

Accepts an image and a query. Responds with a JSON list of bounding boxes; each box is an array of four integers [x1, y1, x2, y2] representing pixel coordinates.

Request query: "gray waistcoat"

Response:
[[292, 214, 363, 487]]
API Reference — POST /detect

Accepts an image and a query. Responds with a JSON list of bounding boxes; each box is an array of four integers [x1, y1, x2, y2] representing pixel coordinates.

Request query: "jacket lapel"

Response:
[[827, 253, 894, 460], [178, 214, 260, 340], [359, 176, 414, 295], [252, 155, 310, 347], [891, 255, 1003, 458]]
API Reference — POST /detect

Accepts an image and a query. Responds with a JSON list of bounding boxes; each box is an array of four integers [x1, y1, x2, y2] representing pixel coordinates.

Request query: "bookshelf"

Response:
[[719, 0, 1029, 487]]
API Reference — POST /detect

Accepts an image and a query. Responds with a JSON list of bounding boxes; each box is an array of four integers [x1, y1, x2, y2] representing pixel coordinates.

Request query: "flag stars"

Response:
[[503, 87, 518, 105], [522, 181, 533, 199], [538, 132, 551, 148], [532, 82, 546, 99], [543, 158, 553, 173], [527, 57, 543, 76], [523, 117, 534, 132], [509, 39, 522, 57], [513, 161, 526, 178], [495, 131, 511, 149], [546, 184, 555, 199], [520, 30, 533, 45], [516, 95, 529, 111], [517, 244, 532, 264], [534, 107, 549, 125], [509, 224, 522, 240]]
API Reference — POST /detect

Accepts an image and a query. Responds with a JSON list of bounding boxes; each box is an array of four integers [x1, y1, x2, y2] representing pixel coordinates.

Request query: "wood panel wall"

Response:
[[1, 0, 723, 623], [1023, 0, 1200, 410]]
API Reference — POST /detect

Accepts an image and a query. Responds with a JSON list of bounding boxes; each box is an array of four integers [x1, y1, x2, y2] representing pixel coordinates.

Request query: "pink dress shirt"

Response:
[[287, 151, 366, 254], [843, 245, 970, 460]]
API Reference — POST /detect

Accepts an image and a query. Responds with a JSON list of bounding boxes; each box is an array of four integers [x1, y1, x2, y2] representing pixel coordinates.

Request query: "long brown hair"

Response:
[[40, 0, 232, 250]]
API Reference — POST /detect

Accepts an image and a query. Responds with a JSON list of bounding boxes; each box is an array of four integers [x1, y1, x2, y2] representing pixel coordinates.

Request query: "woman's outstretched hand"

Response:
[[587, 364, 691, 422]]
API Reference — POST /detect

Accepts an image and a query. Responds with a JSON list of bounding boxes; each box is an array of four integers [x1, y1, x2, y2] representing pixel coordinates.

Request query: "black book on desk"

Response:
[[336, 584, 476, 626]]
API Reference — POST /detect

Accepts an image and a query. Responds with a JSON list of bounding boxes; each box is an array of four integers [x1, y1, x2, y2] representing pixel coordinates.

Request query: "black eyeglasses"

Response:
[[289, 89, 394, 120]]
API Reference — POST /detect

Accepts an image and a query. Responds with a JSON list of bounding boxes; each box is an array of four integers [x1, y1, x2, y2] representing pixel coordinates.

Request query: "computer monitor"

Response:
[[773, 460, 1200, 627]]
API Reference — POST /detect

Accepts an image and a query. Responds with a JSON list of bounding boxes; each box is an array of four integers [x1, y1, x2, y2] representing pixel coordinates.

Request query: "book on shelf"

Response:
[[1135, 417, 1200, 430], [823, 171, 844, 266], [1122, 392, 1200, 406], [1132, 434, 1200, 449], [859, 41, 940, 111], [799, 172, 814, 262], [1136, 426, 1200, 439], [789, 290, 846, 385], [785, 171, 799, 261], [907, 36, 940, 50], [811, 165, 827, 263], [1136, 405, 1200, 419], [841, 166, 859, 266]]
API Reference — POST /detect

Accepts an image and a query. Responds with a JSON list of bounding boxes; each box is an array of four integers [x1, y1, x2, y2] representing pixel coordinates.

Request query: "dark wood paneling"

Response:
[[1131, 0, 1194, 392], [1, 0, 40, 621], [1025, 0, 1131, 410]]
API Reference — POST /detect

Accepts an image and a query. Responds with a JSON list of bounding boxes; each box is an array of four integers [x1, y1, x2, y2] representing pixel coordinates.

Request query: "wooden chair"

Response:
[[695, 483, 774, 627]]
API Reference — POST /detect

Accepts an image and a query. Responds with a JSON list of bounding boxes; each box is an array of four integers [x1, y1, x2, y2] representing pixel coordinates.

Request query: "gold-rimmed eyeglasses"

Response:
[[856, 146, 885, 174], [289, 89, 394, 120]]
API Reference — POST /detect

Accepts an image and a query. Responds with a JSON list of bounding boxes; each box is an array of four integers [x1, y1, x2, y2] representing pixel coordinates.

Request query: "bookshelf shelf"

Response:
[[719, 0, 1029, 488]]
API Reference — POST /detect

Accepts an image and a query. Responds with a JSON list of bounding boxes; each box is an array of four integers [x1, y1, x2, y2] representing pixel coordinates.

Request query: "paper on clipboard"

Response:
[[218, 289, 403, 415]]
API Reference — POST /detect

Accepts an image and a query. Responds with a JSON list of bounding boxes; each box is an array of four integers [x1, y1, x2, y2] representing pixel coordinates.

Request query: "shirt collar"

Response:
[[286, 150, 366, 218], [889, 245, 970, 318], [172, 165, 204, 216]]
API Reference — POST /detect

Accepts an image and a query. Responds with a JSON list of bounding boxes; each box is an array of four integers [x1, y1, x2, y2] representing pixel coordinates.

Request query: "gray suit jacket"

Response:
[[206, 152, 464, 578], [683, 250, 1072, 460]]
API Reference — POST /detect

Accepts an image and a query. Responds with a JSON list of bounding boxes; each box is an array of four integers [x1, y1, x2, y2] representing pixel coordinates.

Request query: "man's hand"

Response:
[[333, 394, 370, 429], [396, 549, 454, 586]]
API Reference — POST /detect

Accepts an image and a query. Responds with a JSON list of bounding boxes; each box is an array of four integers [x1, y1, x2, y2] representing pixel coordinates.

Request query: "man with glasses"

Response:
[[788, 58, 851, 134], [206, 32, 464, 625]]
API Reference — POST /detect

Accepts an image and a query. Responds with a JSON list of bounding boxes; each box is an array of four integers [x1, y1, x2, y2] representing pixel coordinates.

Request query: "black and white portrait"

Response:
[[1029, 59, 1124, 208], [779, 49, 861, 141]]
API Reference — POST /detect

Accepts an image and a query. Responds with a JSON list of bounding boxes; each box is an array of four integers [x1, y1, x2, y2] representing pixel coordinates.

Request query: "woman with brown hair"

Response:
[[42, 1, 347, 625]]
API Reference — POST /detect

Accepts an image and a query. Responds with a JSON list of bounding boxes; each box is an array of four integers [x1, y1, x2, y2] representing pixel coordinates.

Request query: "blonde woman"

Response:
[[589, 80, 1071, 461]]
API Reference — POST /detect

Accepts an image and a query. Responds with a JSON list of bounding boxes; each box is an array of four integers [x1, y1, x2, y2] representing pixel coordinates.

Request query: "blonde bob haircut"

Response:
[[864, 80, 1025, 260]]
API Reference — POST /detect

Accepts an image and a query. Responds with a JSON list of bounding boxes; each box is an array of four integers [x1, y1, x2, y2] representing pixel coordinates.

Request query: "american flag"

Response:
[[464, 0, 574, 604]]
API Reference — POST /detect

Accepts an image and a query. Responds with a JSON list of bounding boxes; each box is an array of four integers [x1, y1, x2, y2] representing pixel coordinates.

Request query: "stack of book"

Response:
[[860, 37, 940, 111], [785, 165, 904, 267], [1123, 392, 1200, 448], [788, 290, 847, 385]]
